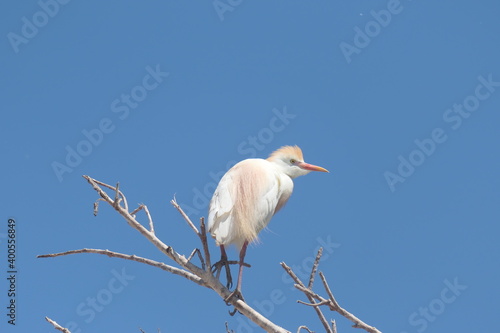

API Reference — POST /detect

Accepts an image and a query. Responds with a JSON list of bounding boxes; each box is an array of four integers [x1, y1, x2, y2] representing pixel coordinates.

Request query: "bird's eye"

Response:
[[290, 159, 296, 164]]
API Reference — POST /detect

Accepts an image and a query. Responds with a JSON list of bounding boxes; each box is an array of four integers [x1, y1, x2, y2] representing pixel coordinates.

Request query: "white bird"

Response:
[[208, 145, 328, 300]]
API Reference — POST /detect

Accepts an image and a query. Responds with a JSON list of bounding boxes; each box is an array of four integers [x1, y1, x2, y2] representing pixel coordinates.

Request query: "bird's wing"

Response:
[[208, 167, 237, 245], [208, 159, 289, 249]]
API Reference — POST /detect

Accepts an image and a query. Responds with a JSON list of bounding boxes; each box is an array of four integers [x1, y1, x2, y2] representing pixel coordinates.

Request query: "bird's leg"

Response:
[[235, 241, 248, 295], [225, 241, 248, 313], [211, 245, 233, 289]]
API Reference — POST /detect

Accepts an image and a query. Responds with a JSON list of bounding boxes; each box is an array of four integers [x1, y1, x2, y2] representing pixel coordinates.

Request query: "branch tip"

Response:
[[45, 316, 71, 333]]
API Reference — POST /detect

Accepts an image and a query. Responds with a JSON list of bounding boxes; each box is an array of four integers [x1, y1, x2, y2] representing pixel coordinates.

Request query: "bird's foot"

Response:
[[225, 289, 245, 316], [225, 288, 244, 303], [211, 259, 233, 289]]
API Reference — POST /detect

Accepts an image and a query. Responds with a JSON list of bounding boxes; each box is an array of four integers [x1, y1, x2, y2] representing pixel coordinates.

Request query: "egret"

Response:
[[208, 145, 329, 301]]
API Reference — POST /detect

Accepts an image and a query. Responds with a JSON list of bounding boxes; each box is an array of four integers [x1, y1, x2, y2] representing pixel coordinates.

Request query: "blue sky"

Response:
[[1, 1, 499, 332]]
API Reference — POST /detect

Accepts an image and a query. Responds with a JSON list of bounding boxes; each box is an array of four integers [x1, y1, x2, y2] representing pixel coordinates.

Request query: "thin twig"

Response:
[[128, 204, 155, 233], [45, 317, 71, 333], [170, 199, 211, 270], [142, 204, 155, 234], [130, 205, 142, 216], [319, 272, 340, 309], [93, 198, 105, 216], [199, 217, 211, 271], [308, 247, 323, 289], [298, 299, 330, 307], [187, 248, 198, 262], [114, 182, 121, 208], [90, 177, 128, 211], [332, 320, 337, 333], [170, 197, 199, 235], [297, 326, 314, 333], [320, 272, 381, 333], [295, 284, 323, 301]]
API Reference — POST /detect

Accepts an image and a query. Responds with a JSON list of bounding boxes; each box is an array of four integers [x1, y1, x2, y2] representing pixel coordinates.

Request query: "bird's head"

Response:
[[267, 145, 329, 179]]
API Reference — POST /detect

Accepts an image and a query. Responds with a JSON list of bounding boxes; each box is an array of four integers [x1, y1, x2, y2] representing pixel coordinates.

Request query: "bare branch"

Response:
[[295, 284, 323, 302], [45, 317, 71, 333], [332, 320, 337, 333], [319, 272, 340, 310], [93, 198, 105, 216], [282, 262, 333, 333], [298, 299, 331, 307], [283, 257, 382, 333], [187, 248, 198, 262], [308, 247, 323, 289], [89, 178, 128, 210], [171, 197, 199, 235], [320, 271, 381, 333], [129, 204, 155, 233], [114, 182, 121, 207], [130, 206, 142, 216], [170, 201, 212, 270], [143, 204, 155, 233], [199, 217, 211, 270], [297, 325, 314, 333], [38, 248, 205, 287]]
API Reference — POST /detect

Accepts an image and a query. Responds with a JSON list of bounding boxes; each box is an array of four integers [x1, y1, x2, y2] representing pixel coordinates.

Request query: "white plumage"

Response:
[[208, 145, 328, 297], [208, 158, 293, 250]]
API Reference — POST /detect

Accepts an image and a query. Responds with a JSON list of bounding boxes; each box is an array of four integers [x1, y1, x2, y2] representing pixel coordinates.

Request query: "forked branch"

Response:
[[282, 249, 382, 333]]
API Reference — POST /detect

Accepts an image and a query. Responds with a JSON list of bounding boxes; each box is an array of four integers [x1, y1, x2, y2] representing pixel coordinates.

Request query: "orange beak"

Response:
[[297, 162, 329, 173]]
